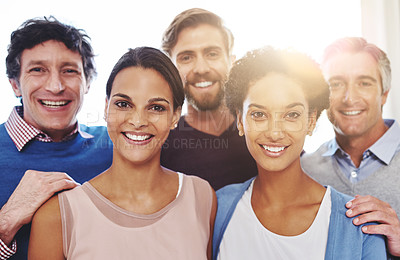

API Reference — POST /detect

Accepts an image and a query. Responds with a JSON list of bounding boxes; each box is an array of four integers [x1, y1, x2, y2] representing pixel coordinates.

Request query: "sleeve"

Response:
[[0, 239, 17, 259], [361, 233, 387, 260]]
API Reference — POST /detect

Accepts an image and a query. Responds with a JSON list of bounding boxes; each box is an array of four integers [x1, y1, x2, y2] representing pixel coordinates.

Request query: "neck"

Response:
[[335, 119, 388, 167], [184, 104, 235, 136], [47, 129, 73, 142], [102, 153, 166, 194], [253, 159, 320, 206]]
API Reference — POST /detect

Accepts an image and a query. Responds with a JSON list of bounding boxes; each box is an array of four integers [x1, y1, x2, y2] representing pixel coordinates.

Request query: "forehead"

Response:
[[245, 73, 307, 108], [111, 67, 173, 99], [20, 40, 83, 67], [323, 51, 380, 80], [171, 24, 227, 56]]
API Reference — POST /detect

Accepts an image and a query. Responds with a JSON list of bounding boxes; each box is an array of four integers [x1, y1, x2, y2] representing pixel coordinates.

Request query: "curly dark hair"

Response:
[[6, 16, 96, 84], [225, 46, 329, 120]]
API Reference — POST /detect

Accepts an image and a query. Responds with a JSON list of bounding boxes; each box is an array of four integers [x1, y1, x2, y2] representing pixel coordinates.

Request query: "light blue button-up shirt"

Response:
[[322, 119, 400, 183]]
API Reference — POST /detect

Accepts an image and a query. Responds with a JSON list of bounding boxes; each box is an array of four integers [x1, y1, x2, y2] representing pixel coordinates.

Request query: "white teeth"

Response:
[[194, 81, 212, 88], [125, 133, 151, 141], [262, 146, 285, 152], [343, 110, 361, 116], [41, 100, 68, 107]]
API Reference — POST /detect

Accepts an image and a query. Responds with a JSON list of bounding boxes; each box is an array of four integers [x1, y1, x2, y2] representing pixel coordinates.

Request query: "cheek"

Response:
[[245, 120, 268, 134], [284, 120, 308, 133]]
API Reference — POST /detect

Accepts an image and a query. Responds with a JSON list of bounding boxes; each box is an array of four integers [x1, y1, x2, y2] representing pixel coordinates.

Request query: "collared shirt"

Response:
[[322, 119, 400, 183], [5, 106, 93, 151], [1, 106, 94, 259]]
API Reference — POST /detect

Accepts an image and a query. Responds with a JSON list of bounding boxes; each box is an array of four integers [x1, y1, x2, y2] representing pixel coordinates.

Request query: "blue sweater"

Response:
[[213, 178, 387, 260], [0, 124, 113, 260]]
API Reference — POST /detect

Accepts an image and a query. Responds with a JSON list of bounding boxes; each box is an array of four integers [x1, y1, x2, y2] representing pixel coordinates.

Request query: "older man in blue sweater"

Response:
[[0, 17, 112, 259]]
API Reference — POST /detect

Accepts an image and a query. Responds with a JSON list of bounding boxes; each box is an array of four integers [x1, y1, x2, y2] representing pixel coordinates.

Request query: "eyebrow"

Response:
[[177, 45, 223, 57], [112, 93, 170, 104], [25, 60, 81, 68], [328, 75, 378, 82], [248, 102, 305, 109], [357, 75, 378, 82]]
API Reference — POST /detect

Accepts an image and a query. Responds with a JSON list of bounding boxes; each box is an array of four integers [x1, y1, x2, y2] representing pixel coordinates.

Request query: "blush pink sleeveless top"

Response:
[[58, 174, 213, 259]]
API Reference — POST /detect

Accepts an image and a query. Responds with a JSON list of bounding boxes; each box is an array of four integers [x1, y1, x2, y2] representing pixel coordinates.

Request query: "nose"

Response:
[[127, 110, 148, 128], [193, 56, 210, 75], [342, 84, 359, 104], [266, 115, 285, 141], [45, 71, 65, 94]]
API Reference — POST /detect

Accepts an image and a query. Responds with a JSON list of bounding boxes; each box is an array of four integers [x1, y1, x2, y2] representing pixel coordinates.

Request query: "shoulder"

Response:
[[32, 195, 61, 228], [183, 174, 213, 194], [216, 178, 253, 206], [302, 140, 331, 160], [329, 186, 353, 213], [326, 187, 387, 258]]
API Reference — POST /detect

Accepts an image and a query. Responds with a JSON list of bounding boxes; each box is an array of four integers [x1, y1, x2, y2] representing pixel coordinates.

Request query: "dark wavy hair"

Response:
[[6, 16, 96, 84], [225, 46, 329, 120], [106, 47, 184, 111]]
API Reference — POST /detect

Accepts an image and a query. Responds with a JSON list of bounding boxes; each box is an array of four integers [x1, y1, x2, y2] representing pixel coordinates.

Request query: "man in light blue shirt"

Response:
[[301, 37, 400, 258]]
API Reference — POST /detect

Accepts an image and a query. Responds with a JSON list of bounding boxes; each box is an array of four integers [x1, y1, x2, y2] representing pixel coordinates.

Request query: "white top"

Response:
[[218, 181, 331, 260]]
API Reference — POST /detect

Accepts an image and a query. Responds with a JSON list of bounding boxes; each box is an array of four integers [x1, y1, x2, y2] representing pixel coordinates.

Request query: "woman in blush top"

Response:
[[28, 47, 216, 260], [212, 47, 386, 260]]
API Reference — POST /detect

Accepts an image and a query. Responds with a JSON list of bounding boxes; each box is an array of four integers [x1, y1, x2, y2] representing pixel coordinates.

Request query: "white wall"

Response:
[[361, 0, 400, 122]]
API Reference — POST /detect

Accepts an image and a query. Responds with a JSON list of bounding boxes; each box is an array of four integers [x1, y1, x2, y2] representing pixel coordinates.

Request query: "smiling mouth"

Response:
[[261, 145, 286, 152], [40, 100, 70, 108], [341, 110, 362, 116], [124, 133, 153, 141], [194, 81, 213, 88]]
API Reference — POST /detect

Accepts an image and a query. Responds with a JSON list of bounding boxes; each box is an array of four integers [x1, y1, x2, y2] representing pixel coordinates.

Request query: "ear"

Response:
[[9, 79, 22, 97], [84, 84, 91, 95], [104, 97, 109, 122], [230, 54, 236, 66], [381, 90, 389, 107], [171, 106, 182, 130], [307, 110, 317, 136], [237, 111, 244, 136]]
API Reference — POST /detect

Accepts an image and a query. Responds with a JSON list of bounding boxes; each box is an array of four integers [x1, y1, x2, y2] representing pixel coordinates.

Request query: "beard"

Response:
[[184, 80, 225, 111]]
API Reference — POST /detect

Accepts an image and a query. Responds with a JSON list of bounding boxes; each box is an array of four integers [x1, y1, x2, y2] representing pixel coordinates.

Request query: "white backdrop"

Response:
[[361, 0, 400, 123], [0, 0, 368, 152]]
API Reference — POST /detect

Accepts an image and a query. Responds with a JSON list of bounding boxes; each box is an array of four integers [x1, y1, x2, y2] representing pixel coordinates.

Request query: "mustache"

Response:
[[184, 73, 226, 85]]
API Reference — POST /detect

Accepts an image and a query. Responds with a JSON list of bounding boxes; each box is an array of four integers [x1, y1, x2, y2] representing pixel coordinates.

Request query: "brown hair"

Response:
[[161, 8, 234, 56]]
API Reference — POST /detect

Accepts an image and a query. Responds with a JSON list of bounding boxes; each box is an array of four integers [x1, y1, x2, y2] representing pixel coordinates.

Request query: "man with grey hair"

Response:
[[301, 37, 400, 257]]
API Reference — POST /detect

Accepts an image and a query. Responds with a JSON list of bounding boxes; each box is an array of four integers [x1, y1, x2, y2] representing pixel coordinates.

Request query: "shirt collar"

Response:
[[322, 139, 341, 157], [5, 106, 93, 152], [368, 119, 400, 165], [322, 119, 400, 165]]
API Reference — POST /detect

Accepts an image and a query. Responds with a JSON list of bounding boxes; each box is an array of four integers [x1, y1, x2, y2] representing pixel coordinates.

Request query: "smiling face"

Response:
[[324, 51, 388, 139], [170, 24, 232, 111], [10, 40, 89, 141], [105, 67, 180, 165], [238, 72, 316, 172]]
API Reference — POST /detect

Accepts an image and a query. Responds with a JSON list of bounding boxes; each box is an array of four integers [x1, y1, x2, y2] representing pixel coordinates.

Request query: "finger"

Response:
[[346, 195, 383, 208], [29, 171, 80, 185], [351, 210, 396, 226], [49, 179, 79, 194], [360, 223, 393, 237], [346, 200, 390, 217]]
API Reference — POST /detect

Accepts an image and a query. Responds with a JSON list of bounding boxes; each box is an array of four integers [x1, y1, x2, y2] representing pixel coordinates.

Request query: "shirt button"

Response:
[[351, 171, 358, 178]]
